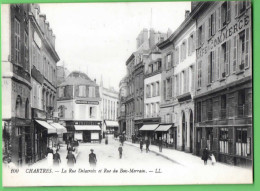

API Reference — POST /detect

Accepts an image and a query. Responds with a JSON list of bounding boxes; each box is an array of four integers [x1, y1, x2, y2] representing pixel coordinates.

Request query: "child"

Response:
[[210, 153, 216, 165]]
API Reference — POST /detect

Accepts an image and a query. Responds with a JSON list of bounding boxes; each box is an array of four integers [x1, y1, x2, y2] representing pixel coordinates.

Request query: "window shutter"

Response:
[[177, 47, 179, 65], [212, 51, 215, 82], [196, 29, 199, 48], [187, 68, 190, 92], [208, 54, 211, 84], [235, 1, 238, 17], [202, 23, 205, 44], [226, 40, 231, 76], [208, 16, 212, 39], [170, 77, 172, 97], [75, 85, 79, 97], [213, 11, 216, 35], [172, 76, 174, 97], [188, 37, 191, 56], [233, 35, 237, 72], [217, 7, 221, 30], [164, 55, 167, 70], [227, 1, 231, 23], [245, 28, 250, 68], [163, 80, 166, 100], [217, 47, 220, 79], [176, 74, 179, 96], [171, 52, 174, 67]]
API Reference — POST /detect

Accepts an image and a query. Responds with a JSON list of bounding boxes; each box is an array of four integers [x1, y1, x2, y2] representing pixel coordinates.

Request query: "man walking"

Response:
[[146, 139, 150, 153], [89, 149, 97, 167], [158, 138, 163, 152], [202, 147, 209, 165], [118, 144, 123, 159], [140, 139, 143, 152], [66, 150, 76, 167], [53, 149, 61, 166]]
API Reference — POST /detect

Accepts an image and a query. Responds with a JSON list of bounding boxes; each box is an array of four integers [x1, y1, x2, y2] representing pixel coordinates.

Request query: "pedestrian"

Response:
[[89, 149, 97, 167], [118, 144, 123, 159], [140, 139, 143, 152], [66, 150, 76, 167], [158, 138, 163, 152], [201, 147, 209, 165], [47, 147, 54, 166], [67, 142, 75, 153], [53, 149, 61, 166], [146, 139, 150, 153], [210, 153, 216, 165]]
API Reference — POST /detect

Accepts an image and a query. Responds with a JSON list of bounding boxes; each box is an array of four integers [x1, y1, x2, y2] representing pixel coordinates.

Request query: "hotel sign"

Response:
[[75, 100, 99, 105], [197, 14, 250, 58]]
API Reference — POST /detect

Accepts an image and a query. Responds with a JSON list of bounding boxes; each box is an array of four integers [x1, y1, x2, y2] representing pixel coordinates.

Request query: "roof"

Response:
[[59, 71, 98, 87]]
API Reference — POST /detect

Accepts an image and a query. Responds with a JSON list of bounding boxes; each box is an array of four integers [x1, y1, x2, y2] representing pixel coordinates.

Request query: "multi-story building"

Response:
[[57, 71, 102, 143], [193, 1, 252, 166], [29, 4, 60, 161], [99, 80, 119, 136], [57, 64, 70, 85], [118, 77, 128, 134], [2, 4, 32, 165]]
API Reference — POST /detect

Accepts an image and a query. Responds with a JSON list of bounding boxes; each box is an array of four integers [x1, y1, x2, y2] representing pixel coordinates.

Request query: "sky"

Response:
[[39, 2, 191, 91]]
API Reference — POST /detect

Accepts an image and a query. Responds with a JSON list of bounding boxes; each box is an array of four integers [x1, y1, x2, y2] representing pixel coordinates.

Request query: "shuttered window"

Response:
[[208, 11, 216, 38], [219, 128, 229, 154], [14, 18, 21, 64], [163, 80, 166, 100], [245, 28, 250, 68], [175, 47, 179, 65], [197, 61, 202, 88], [233, 35, 238, 73]]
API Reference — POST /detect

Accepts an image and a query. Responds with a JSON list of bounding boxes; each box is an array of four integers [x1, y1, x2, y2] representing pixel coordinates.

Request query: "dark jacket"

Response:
[[118, 147, 123, 153], [66, 153, 76, 165], [53, 153, 61, 164], [89, 153, 97, 164], [202, 149, 209, 161]]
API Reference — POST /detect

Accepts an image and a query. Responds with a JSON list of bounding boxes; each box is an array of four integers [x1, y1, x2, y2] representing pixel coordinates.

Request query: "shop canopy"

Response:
[[74, 125, 101, 131], [139, 124, 159, 131], [155, 124, 173, 132], [35, 120, 57, 134], [105, 120, 119, 127], [50, 123, 67, 134]]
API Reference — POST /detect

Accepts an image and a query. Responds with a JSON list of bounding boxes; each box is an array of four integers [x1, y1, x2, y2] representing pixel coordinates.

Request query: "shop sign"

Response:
[[197, 14, 250, 58], [75, 100, 99, 105]]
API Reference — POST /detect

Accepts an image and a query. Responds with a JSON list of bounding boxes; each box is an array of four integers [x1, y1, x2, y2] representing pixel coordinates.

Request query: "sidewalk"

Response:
[[124, 141, 250, 170]]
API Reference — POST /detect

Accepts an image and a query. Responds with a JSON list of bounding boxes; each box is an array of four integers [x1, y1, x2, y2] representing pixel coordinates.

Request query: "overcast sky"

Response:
[[39, 2, 191, 90]]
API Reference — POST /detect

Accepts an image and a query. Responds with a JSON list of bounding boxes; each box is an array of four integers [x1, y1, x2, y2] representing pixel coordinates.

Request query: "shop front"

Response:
[[139, 124, 159, 144], [155, 124, 177, 149], [104, 120, 119, 135], [50, 122, 67, 144], [74, 125, 101, 143]]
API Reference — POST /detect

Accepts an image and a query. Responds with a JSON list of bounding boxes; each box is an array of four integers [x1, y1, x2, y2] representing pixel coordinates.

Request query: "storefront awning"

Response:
[[105, 120, 119, 127], [35, 120, 57, 134], [139, 124, 159, 131], [74, 125, 101, 131], [155, 124, 173, 132], [50, 123, 67, 134]]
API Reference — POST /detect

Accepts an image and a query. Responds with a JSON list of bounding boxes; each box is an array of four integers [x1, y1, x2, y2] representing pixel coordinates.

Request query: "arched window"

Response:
[[25, 99, 29, 118], [15, 95, 22, 118]]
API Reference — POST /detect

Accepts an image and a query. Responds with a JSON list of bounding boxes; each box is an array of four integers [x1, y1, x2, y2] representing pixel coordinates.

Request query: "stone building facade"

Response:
[[193, 1, 252, 166], [118, 77, 128, 134]]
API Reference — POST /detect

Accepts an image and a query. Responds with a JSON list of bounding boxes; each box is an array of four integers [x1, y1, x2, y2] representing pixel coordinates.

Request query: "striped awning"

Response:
[[50, 123, 67, 134], [155, 125, 173, 132]]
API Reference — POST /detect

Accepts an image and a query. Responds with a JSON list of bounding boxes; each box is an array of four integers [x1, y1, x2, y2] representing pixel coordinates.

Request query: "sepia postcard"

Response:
[[1, 1, 253, 187]]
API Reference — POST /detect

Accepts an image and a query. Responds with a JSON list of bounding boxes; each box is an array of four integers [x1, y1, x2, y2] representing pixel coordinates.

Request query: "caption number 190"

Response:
[[11, 169, 19, 173]]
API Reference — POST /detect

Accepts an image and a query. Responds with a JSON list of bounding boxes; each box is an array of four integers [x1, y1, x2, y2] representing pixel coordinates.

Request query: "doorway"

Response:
[[190, 110, 193, 153], [182, 112, 186, 151]]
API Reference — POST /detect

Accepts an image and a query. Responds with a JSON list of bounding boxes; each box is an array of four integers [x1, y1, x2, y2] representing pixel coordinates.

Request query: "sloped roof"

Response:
[[58, 71, 98, 87]]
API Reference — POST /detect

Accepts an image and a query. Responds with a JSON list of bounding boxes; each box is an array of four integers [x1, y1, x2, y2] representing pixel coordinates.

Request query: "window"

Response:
[[146, 84, 150, 98], [197, 24, 205, 47], [163, 80, 166, 100], [207, 99, 213, 120], [197, 102, 202, 122], [221, 1, 231, 27], [14, 18, 20, 64], [156, 102, 159, 116], [238, 89, 246, 116], [208, 51, 215, 84], [166, 54, 172, 69], [238, 1, 246, 14], [219, 128, 229, 154], [220, 40, 230, 77], [238, 29, 250, 70], [58, 87, 65, 98], [220, 95, 227, 119], [188, 33, 195, 56], [148, 64, 153, 73], [152, 103, 156, 116], [208, 11, 216, 38], [236, 128, 248, 156], [89, 87, 96, 97], [15, 96, 22, 118], [181, 41, 187, 61], [58, 105, 66, 118], [89, 107, 96, 118], [156, 81, 160, 96], [79, 85, 86, 97]]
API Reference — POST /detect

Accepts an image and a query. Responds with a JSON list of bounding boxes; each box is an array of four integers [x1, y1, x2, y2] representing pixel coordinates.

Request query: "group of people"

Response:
[[139, 139, 150, 153], [201, 147, 216, 165]]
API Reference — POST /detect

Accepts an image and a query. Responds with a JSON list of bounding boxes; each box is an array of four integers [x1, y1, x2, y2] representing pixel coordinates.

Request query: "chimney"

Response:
[[185, 10, 190, 19]]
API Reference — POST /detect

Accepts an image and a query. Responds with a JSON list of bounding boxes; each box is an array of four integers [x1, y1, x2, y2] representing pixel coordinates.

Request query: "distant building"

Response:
[[57, 64, 70, 85], [57, 71, 102, 143], [99, 79, 119, 136], [118, 77, 128, 134]]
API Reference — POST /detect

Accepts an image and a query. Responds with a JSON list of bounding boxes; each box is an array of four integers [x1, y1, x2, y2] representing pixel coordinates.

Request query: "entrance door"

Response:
[[206, 128, 213, 151], [83, 131, 91, 142], [196, 128, 202, 156], [190, 111, 194, 153], [182, 112, 186, 151]]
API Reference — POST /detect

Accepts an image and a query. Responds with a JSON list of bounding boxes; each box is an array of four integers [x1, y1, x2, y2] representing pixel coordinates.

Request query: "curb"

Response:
[[124, 142, 183, 166]]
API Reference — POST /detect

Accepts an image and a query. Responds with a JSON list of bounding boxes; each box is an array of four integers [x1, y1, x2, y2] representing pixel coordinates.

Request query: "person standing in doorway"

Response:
[[89, 149, 97, 167], [118, 144, 123, 159]]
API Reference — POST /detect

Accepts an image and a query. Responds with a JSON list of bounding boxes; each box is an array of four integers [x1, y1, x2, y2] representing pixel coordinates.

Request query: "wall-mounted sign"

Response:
[[75, 100, 99, 105], [34, 31, 42, 48]]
